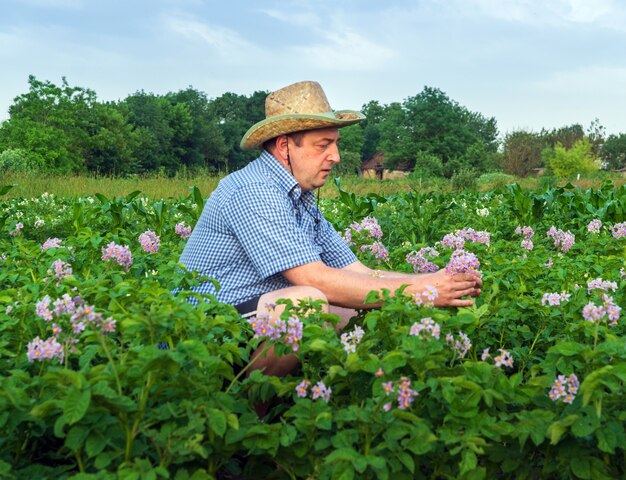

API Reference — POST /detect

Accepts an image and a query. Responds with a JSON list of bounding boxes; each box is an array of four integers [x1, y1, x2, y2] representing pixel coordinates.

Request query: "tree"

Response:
[[502, 130, 545, 176], [167, 88, 228, 172], [542, 124, 584, 149], [601, 133, 626, 170], [334, 125, 364, 175], [83, 103, 136, 175], [545, 138, 600, 178], [375, 87, 499, 175], [0, 75, 100, 172], [211, 90, 266, 172]]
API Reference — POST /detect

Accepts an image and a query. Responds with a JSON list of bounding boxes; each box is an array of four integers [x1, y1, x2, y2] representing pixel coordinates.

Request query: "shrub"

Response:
[[451, 167, 478, 190], [477, 172, 516, 189], [545, 138, 601, 178], [0, 148, 44, 174]]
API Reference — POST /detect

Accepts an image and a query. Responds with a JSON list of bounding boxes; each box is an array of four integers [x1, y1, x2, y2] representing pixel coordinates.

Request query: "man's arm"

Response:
[[282, 260, 481, 309]]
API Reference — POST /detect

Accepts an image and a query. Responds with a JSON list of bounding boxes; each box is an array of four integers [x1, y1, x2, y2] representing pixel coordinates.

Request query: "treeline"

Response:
[[0, 76, 625, 178]]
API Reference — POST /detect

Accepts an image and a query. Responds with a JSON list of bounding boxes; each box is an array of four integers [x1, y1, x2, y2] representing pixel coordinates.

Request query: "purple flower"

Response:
[[286, 317, 303, 351], [10, 222, 23, 237], [340, 325, 365, 353], [582, 302, 606, 322], [546, 226, 575, 253], [42, 238, 64, 251], [423, 285, 438, 302], [375, 368, 384, 378], [53, 294, 77, 316], [541, 291, 570, 306], [295, 379, 310, 398], [382, 382, 394, 396], [406, 247, 440, 273], [445, 249, 480, 274], [587, 219, 602, 233], [587, 278, 618, 294], [175, 222, 192, 239], [494, 348, 514, 368], [441, 228, 490, 249], [36, 296, 53, 321], [102, 242, 133, 270], [361, 241, 389, 262], [481, 348, 490, 361], [515, 225, 535, 240], [138, 231, 160, 253], [27, 336, 64, 364], [549, 373, 579, 404], [48, 259, 72, 281], [521, 239, 534, 250], [397, 377, 418, 410], [311, 381, 332, 402], [446, 331, 472, 359], [610, 222, 626, 239], [409, 317, 440, 339]]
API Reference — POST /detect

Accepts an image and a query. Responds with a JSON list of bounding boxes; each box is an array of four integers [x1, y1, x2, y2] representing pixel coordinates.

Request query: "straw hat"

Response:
[[240, 81, 365, 150]]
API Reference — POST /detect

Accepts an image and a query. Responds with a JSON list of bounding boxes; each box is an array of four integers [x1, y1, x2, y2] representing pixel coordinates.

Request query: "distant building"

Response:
[[360, 152, 411, 180]]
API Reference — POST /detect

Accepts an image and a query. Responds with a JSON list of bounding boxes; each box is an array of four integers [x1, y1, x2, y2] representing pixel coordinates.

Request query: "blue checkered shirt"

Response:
[[179, 150, 357, 305]]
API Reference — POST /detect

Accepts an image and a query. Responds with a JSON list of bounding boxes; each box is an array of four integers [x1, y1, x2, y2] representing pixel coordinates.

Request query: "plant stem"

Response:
[[99, 333, 122, 396], [224, 341, 271, 394]]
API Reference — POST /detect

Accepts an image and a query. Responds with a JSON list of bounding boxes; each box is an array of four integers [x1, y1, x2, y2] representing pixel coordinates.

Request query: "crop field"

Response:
[[0, 181, 625, 479]]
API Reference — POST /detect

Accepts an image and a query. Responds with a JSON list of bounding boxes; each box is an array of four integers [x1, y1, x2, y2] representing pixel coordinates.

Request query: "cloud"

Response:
[[163, 13, 260, 60], [533, 65, 626, 95], [454, 0, 624, 26], [260, 7, 397, 71], [17, 0, 84, 7], [293, 30, 397, 71]]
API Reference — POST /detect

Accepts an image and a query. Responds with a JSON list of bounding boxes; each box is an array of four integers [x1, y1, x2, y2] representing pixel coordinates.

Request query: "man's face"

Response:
[[287, 127, 341, 191]]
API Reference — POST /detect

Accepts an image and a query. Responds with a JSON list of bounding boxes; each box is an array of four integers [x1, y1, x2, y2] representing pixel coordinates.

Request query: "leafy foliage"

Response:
[[546, 139, 601, 179], [1, 181, 626, 478]]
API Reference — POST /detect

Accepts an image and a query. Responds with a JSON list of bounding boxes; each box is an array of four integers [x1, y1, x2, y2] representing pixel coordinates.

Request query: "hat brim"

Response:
[[240, 110, 365, 150]]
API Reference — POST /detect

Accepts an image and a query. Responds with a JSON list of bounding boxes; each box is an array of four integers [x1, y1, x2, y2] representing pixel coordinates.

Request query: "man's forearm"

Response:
[[283, 261, 428, 309]]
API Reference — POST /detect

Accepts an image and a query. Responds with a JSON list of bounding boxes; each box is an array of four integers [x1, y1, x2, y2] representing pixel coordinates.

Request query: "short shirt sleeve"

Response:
[[316, 217, 358, 268], [222, 183, 322, 279]]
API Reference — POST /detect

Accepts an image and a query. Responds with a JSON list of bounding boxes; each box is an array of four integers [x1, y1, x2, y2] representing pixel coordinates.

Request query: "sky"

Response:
[[1, 0, 626, 138]]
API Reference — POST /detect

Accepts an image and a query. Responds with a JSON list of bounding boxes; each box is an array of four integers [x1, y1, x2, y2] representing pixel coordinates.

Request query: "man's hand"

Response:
[[421, 269, 482, 307]]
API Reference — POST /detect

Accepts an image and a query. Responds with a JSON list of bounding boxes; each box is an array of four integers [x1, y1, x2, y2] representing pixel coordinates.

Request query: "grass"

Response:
[[2, 171, 625, 200]]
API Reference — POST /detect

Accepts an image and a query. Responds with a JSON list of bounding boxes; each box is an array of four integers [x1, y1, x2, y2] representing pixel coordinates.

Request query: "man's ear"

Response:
[[274, 135, 290, 165]]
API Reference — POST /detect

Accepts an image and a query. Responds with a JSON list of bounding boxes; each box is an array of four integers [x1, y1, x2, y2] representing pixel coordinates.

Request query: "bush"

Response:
[[477, 172, 516, 189], [451, 167, 478, 190], [545, 138, 601, 178], [0, 148, 43, 174], [412, 151, 443, 178]]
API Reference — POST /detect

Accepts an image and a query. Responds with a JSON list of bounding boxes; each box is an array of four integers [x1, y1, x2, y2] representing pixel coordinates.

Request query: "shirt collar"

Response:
[[260, 150, 310, 201]]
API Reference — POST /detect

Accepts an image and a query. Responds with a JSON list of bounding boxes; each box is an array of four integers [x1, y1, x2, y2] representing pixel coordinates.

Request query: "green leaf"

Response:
[[85, 431, 108, 458], [62, 387, 91, 425], [0, 184, 15, 196], [65, 425, 89, 450], [207, 408, 227, 437], [547, 414, 578, 445], [279, 424, 297, 447], [315, 412, 332, 430], [548, 342, 586, 356], [460, 449, 478, 476], [395, 450, 415, 473], [330, 461, 355, 480], [382, 351, 408, 370], [570, 455, 591, 479]]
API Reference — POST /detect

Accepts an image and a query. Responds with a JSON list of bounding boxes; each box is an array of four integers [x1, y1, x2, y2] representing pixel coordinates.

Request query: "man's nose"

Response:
[[328, 145, 341, 163]]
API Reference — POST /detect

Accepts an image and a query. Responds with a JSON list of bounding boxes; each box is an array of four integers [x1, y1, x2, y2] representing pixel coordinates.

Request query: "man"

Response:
[[180, 80, 481, 377]]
